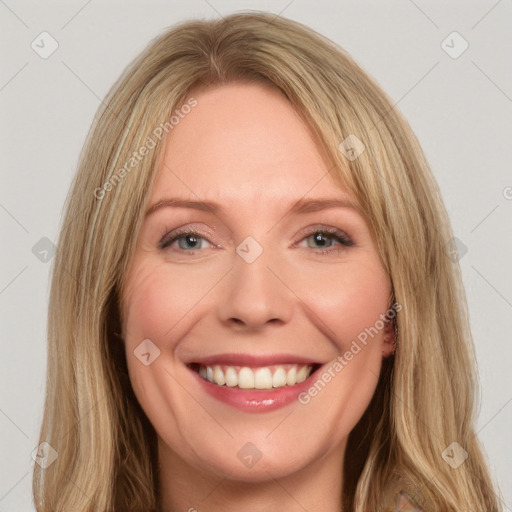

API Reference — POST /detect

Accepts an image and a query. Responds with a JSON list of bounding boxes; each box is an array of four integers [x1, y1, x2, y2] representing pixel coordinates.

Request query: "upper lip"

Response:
[[185, 353, 323, 367]]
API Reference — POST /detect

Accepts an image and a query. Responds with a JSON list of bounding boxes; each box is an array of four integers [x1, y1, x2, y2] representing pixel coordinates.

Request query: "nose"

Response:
[[216, 247, 294, 330]]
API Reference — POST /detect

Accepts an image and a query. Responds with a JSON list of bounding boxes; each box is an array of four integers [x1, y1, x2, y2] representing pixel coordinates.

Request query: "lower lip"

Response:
[[189, 366, 321, 413]]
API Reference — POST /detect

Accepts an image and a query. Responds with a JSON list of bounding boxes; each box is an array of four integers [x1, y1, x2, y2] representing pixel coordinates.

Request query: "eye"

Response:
[[158, 226, 354, 255], [298, 227, 354, 255], [159, 227, 214, 252]]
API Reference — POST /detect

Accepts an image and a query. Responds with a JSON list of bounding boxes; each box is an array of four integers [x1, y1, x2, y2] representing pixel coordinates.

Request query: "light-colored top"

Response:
[[387, 490, 425, 511]]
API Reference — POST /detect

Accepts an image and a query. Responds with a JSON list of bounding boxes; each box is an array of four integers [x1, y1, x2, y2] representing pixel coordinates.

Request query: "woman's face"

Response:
[[121, 82, 394, 482]]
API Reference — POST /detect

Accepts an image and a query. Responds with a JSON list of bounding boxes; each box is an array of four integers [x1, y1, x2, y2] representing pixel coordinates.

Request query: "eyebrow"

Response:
[[145, 196, 360, 217]]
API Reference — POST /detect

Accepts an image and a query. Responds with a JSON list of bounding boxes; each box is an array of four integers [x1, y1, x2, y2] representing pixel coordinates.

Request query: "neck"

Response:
[[157, 439, 346, 512]]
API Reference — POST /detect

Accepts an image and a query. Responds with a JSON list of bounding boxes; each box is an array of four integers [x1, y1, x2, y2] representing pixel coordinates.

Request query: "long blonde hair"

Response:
[[33, 11, 502, 511]]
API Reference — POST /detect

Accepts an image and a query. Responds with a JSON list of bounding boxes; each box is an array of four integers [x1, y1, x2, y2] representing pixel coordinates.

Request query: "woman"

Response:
[[32, 11, 502, 511]]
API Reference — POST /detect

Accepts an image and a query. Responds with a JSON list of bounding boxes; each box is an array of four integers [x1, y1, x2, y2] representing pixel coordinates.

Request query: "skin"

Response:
[[121, 81, 395, 512]]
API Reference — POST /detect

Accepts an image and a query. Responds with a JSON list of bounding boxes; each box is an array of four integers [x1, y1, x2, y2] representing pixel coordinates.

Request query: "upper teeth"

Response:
[[198, 364, 313, 389]]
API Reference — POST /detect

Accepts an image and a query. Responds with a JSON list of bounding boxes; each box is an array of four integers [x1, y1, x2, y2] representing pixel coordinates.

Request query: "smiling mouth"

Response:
[[188, 363, 321, 390]]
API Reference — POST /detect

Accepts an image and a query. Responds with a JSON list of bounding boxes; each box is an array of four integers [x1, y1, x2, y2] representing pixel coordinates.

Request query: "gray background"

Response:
[[1, 1, 511, 510]]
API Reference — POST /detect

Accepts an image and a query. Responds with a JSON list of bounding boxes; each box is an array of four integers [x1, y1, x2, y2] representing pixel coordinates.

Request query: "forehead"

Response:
[[150, 82, 352, 206]]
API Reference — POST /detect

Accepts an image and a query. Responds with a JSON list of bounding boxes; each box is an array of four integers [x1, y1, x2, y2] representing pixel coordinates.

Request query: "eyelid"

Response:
[[158, 225, 218, 250], [294, 224, 353, 245]]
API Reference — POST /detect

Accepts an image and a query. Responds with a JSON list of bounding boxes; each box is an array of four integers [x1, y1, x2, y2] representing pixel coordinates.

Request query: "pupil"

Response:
[[184, 235, 198, 248], [314, 233, 327, 247]]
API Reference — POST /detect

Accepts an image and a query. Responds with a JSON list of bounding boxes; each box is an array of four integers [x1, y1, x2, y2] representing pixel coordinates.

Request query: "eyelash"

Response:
[[158, 226, 354, 256]]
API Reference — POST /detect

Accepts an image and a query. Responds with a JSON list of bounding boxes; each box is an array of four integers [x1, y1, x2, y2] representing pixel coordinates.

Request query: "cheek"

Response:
[[122, 276, 170, 359], [124, 272, 172, 339], [290, 260, 390, 438], [286, 256, 391, 350], [121, 260, 210, 443], [122, 259, 221, 345]]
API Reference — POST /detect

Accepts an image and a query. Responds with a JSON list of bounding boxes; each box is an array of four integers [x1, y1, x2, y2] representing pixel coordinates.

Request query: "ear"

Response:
[[382, 318, 396, 358]]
